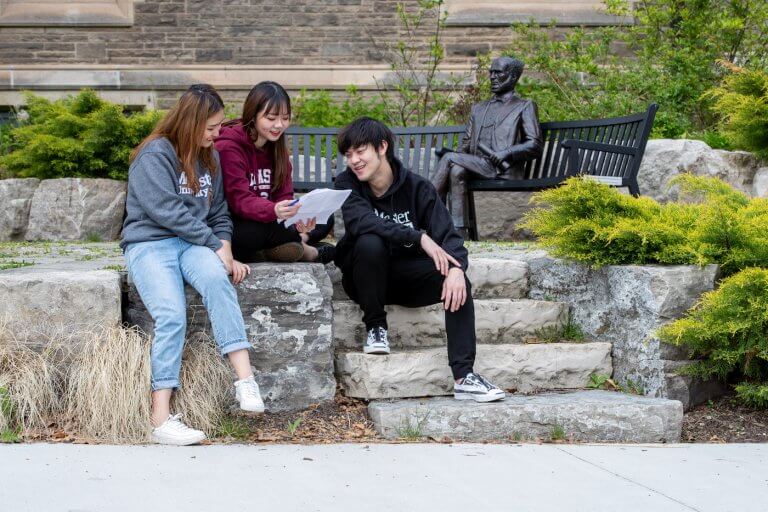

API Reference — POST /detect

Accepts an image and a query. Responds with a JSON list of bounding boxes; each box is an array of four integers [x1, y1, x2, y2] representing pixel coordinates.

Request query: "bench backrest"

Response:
[[284, 104, 657, 191]]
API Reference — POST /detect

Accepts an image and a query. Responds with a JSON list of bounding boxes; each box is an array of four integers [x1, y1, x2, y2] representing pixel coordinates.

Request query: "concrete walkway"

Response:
[[1, 443, 766, 511]]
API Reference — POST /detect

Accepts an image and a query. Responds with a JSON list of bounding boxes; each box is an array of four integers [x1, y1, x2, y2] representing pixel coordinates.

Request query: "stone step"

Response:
[[336, 342, 611, 399], [368, 390, 683, 443], [333, 298, 569, 349], [327, 258, 529, 300]]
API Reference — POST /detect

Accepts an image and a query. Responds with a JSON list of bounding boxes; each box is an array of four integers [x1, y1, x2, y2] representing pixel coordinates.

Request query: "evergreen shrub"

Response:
[[0, 90, 161, 181], [657, 268, 768, 406]]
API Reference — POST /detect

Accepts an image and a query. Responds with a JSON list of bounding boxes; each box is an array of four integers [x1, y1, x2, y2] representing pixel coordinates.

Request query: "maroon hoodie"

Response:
[[215, 122, 294, 223]]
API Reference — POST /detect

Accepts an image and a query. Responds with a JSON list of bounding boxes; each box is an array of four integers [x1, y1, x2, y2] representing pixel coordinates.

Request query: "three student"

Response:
[[122, 83, 503, 446]]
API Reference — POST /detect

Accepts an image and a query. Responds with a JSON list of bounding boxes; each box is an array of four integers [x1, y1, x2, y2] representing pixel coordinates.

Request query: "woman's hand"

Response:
[[274, 199, 300, 221], [215, 240, 234, 275], [295, 217, 317, 234], [231, 259, 251, 285]]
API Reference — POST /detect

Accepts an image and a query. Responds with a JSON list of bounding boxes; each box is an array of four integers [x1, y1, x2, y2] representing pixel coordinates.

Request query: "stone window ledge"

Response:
[[0, 1, 134, 27], [445, 1, 634, 27]]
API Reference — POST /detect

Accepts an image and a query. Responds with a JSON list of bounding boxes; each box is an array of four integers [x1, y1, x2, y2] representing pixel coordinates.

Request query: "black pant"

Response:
[[340, 233, 476, 379], [232, 215, 334, 263]]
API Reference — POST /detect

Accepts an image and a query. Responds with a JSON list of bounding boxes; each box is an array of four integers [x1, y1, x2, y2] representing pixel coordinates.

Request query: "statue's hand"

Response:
[[488, 150, 507, 167]]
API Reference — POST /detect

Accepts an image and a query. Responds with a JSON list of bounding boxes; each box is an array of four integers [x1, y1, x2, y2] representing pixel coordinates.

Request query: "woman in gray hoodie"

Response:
[[121, 84, 263, 445]]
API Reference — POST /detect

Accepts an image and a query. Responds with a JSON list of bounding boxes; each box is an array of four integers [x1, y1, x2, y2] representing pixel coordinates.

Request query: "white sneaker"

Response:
[[151, 414, 206, 446], [235, 375, 265, 414], [363, 326, 390, 355], [454, 373, 506, 403]]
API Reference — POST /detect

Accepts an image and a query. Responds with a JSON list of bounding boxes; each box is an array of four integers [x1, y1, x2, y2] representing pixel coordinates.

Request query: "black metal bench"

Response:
[[285, 103, 658, 240]]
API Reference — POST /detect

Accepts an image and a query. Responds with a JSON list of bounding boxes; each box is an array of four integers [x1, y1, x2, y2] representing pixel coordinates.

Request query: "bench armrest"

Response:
[[561, 139, 638, 155]]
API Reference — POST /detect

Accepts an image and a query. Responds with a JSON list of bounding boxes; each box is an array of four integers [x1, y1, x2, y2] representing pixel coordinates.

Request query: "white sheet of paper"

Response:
[[282, 188, 352, 227]]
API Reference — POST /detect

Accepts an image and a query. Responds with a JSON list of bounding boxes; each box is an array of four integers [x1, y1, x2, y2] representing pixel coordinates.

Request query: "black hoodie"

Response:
[[334, 158, 469, 272]]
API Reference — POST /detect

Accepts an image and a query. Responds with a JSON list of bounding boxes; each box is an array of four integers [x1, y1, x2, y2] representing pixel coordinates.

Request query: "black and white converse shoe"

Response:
[[363, 326, 390, 355], [454, 372, 506, 402]]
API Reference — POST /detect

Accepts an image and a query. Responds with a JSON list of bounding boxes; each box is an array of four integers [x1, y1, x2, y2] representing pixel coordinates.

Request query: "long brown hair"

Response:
[[131, 84, 225, 195], [234, 81, 291, 192]]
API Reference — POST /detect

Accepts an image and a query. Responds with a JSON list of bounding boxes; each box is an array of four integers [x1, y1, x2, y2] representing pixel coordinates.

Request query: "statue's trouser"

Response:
[[432, 152, 498, 229]]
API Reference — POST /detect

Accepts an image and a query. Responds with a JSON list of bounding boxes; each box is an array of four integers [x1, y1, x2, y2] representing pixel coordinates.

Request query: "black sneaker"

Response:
[[363, 326, 390, 355], [454, 372, 505, 402], [314, 242, 336, 264]]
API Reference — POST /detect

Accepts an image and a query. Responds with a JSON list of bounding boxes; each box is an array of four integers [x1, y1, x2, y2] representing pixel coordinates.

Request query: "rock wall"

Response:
[[0, 178, 126, 242], [124, 262, 336, 412], [516, 249, 723, 408]]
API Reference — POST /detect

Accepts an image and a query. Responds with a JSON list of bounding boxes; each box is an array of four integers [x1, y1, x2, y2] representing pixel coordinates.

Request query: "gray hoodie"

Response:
[[120, 137, 232, 252]]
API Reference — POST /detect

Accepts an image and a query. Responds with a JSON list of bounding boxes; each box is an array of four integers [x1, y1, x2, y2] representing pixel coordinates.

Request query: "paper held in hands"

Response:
[[281, 188, 352, 227]]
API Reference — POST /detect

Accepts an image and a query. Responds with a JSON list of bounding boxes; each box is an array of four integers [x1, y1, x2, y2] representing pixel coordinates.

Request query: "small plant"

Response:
[[216, 416, 251, 440], [0, 260, 34, 271], [0, 427, 21, 443], [561, 317, 585, 342], [100, 265, 126, 272], [396, 413, 429, 441], [532, 325, 561, 343], [286, 417, 303, 436], [588, 373, 613, 390], [84, 233, 103, 243], [550, 425, 566, 441]]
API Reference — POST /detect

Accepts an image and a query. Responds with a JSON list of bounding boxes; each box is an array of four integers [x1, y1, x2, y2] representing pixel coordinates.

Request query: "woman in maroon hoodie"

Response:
[[216, 81, 334, 263]]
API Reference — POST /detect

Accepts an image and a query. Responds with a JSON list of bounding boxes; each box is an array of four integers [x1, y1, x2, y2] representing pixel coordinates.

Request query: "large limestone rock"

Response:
[[663, 360, 730, 411], [368, 390, 683, 442], [0, 178, 40, 241], [333, 298, 568, 349], [327, 258, 529, 301], [638, 140, 765, 202], [519, 249, 719, 403], [473, 191, 536, 240], [753, 167, 768, 198], [25, 178, 126, 241], [0, 268, 121, 341], [336, 342, 612, 399], [125, 263, 336, 412]]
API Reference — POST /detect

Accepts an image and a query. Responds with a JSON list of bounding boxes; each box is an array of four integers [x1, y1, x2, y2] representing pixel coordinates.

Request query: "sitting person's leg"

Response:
[[387, 257, 504, 402], [178, 241, 264, 413], [232, 216, 304, 263], [125, 238, 207, 445], [340, 233, 390, 353]]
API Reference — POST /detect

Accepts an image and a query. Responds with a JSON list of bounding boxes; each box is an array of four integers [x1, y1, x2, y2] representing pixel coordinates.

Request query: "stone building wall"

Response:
[[0, 1, 629, 108]]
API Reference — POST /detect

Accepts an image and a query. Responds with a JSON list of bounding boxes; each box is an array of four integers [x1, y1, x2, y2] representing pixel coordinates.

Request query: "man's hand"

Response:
[[231, 259, 251, 285], [442, 267, 467, 312], [295, 217, 317, 234], [274, 199, 300, 220], [420, 233, 461, 276], [215, 240, 234, 275]]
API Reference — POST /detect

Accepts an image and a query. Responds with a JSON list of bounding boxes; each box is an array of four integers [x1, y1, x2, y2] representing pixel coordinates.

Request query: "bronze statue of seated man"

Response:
[[432, 56, 543, 238]]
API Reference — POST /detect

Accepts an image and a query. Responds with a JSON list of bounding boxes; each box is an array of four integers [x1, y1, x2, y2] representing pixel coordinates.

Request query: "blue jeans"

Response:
[[124, 237, 251, 391]]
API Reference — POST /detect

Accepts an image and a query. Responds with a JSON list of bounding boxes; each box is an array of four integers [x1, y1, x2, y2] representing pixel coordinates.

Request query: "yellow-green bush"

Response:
[[0, 90, 161, 180], [523, 174, 768, 273], [658, 268, 768, 406]]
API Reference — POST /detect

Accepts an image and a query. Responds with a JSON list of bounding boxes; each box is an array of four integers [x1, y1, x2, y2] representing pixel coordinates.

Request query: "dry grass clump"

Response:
[[171, 334, 235, 436], [65, 326, 152, 443], [0, 339, 63, 433]]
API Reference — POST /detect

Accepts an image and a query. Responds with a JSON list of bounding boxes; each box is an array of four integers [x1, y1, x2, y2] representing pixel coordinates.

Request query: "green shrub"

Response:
[[521, 177, 700, 266], [523, 174, 768, 273], [293, 87, 386, 128], [658, 267, 768, 405], [705, 65, 768, 160], [453, 0, 768, 137], [0, 90, 161, 180]]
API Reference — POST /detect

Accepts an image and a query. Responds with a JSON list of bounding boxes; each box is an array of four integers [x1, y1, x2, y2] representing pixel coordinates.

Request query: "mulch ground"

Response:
[[17, 391, 768, 445], [681, 394, 768, 443]]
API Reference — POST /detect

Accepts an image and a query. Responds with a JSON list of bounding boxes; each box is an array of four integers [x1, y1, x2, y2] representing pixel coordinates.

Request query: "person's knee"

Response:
[[450, 165, 467, 183], [153, 301, 187, 334], [353, 234, 387, 261]]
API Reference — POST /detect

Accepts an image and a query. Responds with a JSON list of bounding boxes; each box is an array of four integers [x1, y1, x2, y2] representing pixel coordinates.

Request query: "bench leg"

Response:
[[628, 179, 640, 197], [467, 189, 479, 241]]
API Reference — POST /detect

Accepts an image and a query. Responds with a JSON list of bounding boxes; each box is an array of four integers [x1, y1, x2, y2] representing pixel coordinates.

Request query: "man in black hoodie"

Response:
[[334, 117, 505, 402]]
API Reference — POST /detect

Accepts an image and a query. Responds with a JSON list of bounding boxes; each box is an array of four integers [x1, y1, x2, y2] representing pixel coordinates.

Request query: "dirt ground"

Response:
[[681, 394, 768, 443]]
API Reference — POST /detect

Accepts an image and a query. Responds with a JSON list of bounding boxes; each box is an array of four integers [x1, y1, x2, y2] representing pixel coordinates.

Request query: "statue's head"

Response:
[[489, 56, 524, 95]]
